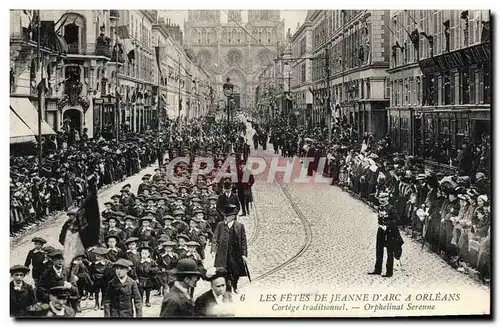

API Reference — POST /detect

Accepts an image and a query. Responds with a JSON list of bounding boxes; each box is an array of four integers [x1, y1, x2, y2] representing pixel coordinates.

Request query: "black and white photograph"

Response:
[[8, 7, 491, 318]]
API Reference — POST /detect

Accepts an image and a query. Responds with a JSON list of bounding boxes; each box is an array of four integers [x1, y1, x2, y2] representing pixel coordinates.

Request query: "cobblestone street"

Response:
[[9, 144, 490, 317], [241, 147, 490, 311]]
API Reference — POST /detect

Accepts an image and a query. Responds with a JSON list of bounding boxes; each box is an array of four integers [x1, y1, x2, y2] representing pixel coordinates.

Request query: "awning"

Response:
[[10, 97, 56, 136], [10, 107, 36, 143]]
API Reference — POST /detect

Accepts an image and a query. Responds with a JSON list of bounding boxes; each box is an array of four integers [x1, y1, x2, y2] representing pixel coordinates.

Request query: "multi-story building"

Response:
[[308, 10, 391, 138], [184, 10, 284, 111], [10, 9, 116, 140], [255, 62, 279, 123], [290, 11, 314, 127], [387, 10, 491, 167]]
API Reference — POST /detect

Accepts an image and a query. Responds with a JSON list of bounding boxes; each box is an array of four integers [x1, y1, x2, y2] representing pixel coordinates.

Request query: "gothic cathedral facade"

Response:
[[184, 10, 284, 110]]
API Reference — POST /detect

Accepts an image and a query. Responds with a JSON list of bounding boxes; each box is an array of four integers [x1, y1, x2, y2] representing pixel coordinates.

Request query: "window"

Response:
[[423, 113, 437, 160], [301, 63, 306, 83], [460, 69, 470, 104], [416, 77, 421, 104], [437, 113, 452, 164], [401, 117, 410, 152], [443, 70, 451, 105]]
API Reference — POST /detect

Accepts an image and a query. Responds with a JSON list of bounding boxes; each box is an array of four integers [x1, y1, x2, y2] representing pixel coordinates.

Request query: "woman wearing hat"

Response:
[[136, 246, 160, 307], [10, 265, 36, 317], [194, 267, 233, 317], [159, 259, 202, 317]]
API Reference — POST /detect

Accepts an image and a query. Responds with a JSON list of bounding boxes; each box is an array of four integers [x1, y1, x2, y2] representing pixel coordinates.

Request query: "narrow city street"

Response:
[[10, 141, 490, 317]]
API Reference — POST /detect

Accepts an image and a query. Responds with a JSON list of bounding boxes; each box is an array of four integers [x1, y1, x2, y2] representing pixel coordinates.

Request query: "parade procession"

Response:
[[9, 9, 491, 319]]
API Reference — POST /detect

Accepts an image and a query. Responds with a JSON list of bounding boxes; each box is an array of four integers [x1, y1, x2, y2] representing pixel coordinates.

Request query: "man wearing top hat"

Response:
[[103, 259, 143, 318], [10, 265, 36, 317], [194, 267, 233, 317], [212, 204, 248, 293], [24, 236, 47, 287], [159, 258, 202, 317], [216, 179, 240, 220]]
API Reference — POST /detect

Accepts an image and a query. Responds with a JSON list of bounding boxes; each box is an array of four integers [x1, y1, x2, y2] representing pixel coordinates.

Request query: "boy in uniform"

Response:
[[24, 236, 47, 287]]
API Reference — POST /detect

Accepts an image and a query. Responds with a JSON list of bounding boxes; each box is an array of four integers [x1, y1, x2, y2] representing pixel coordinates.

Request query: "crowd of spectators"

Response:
[[267, 116, 491, 284]]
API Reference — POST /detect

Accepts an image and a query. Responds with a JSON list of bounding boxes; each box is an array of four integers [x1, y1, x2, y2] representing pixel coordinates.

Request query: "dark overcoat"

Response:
[[10, 281, 37, 317], [159, 285, 195, 317], [103, 276, 142, 318], [213, 221, 248, 277]]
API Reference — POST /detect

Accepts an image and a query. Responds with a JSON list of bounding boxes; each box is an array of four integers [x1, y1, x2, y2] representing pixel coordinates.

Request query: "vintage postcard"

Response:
[[9, 9, 491, 318]]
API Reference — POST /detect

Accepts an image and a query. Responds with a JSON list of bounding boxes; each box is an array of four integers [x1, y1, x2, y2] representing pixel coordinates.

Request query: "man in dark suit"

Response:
[[36, 250, 79, 306], [212, 205, 248, 293], [236, 161, 255, 217], [159, 258, 202, 317], [216, 179, 240, 219], [194, 267, 233, 316], [368, 193, 401, 278]]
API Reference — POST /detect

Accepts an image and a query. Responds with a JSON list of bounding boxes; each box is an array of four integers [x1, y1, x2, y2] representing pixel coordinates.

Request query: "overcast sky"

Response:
[[160, 10, 307, 37]]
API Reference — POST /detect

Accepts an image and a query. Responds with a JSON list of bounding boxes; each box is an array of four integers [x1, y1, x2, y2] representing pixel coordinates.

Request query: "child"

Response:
[[123, 237, 140, 280], [157, 241, 178, 294], [162, 215, 177, 241], [103, 259, 142, 318], [24, 236, 47, 287], [10, 265, 36, 317], [89, 247, 113, 310], [136, 246, 159, 307], [135, 216, 157, 249], [185, 241, 205, 299], [105, 235, 123, 262], [176, 234, 190, 259], [121, 216, 137, 244]]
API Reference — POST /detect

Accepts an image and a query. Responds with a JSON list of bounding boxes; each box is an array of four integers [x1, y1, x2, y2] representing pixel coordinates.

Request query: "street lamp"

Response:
[[222, 77, 234, 149]]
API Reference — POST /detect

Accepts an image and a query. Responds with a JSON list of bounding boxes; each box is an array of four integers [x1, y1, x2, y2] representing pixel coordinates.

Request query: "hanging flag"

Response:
[[155, 46, 162, 75], [59, 175, 100, 270]]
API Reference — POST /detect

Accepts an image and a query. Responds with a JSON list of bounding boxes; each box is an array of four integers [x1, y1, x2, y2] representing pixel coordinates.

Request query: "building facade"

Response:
[[10, 9, 214, 144], [183, 10, 284, 111], [290, 14, 314, 127], [387, 10, 491, 167], [308, 10, 390, 139]]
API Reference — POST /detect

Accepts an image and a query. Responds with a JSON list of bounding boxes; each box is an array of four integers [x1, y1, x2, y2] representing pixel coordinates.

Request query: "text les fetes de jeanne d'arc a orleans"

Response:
[[257, 292, 461, 313]]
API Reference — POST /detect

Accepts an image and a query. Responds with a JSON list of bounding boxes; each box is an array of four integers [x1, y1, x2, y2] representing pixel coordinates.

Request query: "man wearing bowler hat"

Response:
[[103, 259, 143, 318], [212, 204, 248, 293], [159, 258, 202, 317]]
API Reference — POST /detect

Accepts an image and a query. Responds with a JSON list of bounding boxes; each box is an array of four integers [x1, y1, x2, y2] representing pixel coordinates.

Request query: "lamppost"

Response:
[[222, 77, 234, 133]]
